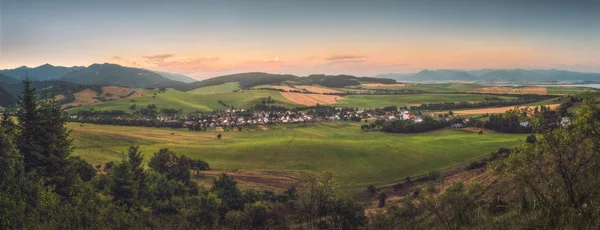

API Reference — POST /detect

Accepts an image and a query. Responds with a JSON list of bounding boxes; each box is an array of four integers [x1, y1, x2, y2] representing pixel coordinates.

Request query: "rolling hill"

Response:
[[0, 87, 16, 107], [149, 70, 198, 83], [374, 69, 600, 82], [0, 73, 18, 84], [0, 64, 84, 81], [61, 63, 180, 88]]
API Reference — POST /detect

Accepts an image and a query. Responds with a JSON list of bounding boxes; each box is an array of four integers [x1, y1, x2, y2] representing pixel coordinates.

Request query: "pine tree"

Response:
[[127, 144, 147, 202], [111, 161, 138, 208], [16, 79, 41, 174]]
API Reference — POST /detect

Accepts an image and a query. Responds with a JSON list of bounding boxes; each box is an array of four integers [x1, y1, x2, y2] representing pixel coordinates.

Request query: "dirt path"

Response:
[[257, 125, 269, 131], [279, 92, 342, 106]]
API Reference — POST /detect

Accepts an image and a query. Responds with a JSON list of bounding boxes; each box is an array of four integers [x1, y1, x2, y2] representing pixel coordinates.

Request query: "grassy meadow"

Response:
[[188, 82, 241, 95], [68, 122, 527, 188]]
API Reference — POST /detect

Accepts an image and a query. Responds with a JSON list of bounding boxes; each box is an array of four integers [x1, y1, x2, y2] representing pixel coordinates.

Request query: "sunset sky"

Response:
[[1, 0, 599, 79]]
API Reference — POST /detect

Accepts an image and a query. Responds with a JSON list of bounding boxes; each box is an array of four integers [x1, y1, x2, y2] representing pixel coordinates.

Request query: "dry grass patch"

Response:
[[196, 170, 301, 192], [279, 92, 342, 106], [295, 85, 341, 94], [63, 86, 144, 109], [474, 86, 547, 95]]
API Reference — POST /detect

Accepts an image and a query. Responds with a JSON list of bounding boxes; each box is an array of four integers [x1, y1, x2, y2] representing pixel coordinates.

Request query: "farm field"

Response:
[[294, 85, 341, 93], [68, 122, 527, 189], [279, 92, 341, 106], [335, 93, 518, 108], [437, 104, 561, 115], [473, 86, 548, 95], [187, 82, 240, 95], [70, 89, 300, 113]]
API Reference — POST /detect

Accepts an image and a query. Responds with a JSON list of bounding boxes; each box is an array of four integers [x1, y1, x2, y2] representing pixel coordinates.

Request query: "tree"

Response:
[[149, 148, 191, 183], [378, 192, 387, 208], [490, 103, 600, 228], [110, 161, 138, 208], [296, 172, 366, 230], [212, 173, 244, 211], [127, 145, 147, 201], [16, 79, 74, 196]]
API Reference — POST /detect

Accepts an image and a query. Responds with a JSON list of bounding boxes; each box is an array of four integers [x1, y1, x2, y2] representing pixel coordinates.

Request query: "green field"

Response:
[[336, 94, 517, 108], [352, 83, 486, 93], [545, 86, 599, 95], [188, 82, 241, 95], [69, 122, 526, 188], [70, 89, 299, 113]]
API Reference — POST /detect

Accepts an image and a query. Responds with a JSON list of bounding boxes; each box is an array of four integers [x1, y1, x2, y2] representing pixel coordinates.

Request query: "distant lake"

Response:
[[535, 84, 600, 89]]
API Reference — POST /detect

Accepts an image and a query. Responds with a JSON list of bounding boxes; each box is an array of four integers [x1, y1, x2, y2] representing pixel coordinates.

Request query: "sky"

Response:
[[1, 0, 600, 79]]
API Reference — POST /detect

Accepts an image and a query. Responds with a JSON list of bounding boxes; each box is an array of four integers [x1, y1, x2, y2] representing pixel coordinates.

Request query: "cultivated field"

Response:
[[295, 85, 341, 93], [473, 86, 548, 95], [62, 86, 144, 108], [279, 92, 342, 106], [68, 122, 527, 188], [438, 104, 561, 115], [336, 94, 518, 108], [188, 82, 240, 95]]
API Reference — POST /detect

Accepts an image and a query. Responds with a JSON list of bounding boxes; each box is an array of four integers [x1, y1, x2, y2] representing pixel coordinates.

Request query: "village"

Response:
[[69, 106, 440, 130]]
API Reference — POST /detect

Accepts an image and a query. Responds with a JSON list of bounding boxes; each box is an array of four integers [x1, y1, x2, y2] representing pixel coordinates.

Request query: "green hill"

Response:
[[188, 82, 241, 95], [70, 89, 299, 113], [61, 63, 179, 88]]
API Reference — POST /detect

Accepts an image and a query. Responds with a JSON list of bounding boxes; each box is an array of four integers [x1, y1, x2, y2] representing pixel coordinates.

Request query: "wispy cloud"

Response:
[[324, 54, 366, 61], [143, 54, 174, 65]]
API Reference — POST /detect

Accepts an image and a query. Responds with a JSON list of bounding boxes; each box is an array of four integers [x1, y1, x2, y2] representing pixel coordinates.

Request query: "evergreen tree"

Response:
[[110, 161, 138, 208], [16, 79, 41, 174], [127, 144, 147, 201]]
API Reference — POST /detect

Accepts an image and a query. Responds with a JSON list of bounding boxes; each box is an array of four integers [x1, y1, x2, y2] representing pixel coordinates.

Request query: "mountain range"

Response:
[[375, 69, 600, 83], [0, 63, 197, 87]]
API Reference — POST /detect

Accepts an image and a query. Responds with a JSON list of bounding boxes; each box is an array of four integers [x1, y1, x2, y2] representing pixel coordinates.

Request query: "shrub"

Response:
[[425, 171, 440, 181], [367, 185, 377, 195], [378, 192, 387, 208], [526, 134, 536, 143], [217, 134, 222, 139], [465, 160, 487, 170], [478, 130, 483, 135]]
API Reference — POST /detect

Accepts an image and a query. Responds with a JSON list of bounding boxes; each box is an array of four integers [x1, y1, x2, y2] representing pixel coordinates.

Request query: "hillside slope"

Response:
[[0, 64, 83, 81], [62, 63, 180, 88], [0, 73, 18, 84]]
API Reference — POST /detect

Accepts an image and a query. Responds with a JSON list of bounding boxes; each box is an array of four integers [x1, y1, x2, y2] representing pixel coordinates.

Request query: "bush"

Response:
[[378, 192, 387, 208], [217, 134, 222, 139], [393, 182, 402, 191], [367, 185, 377, 195], [425, 171, 440, 181], [526, 134, 536, 143], [465, 160, 487, 170], [478, 130, 483, 135]]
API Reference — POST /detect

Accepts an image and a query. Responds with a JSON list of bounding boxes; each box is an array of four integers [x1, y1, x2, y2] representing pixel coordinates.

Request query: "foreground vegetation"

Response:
[[3, 80, 600, 229]]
